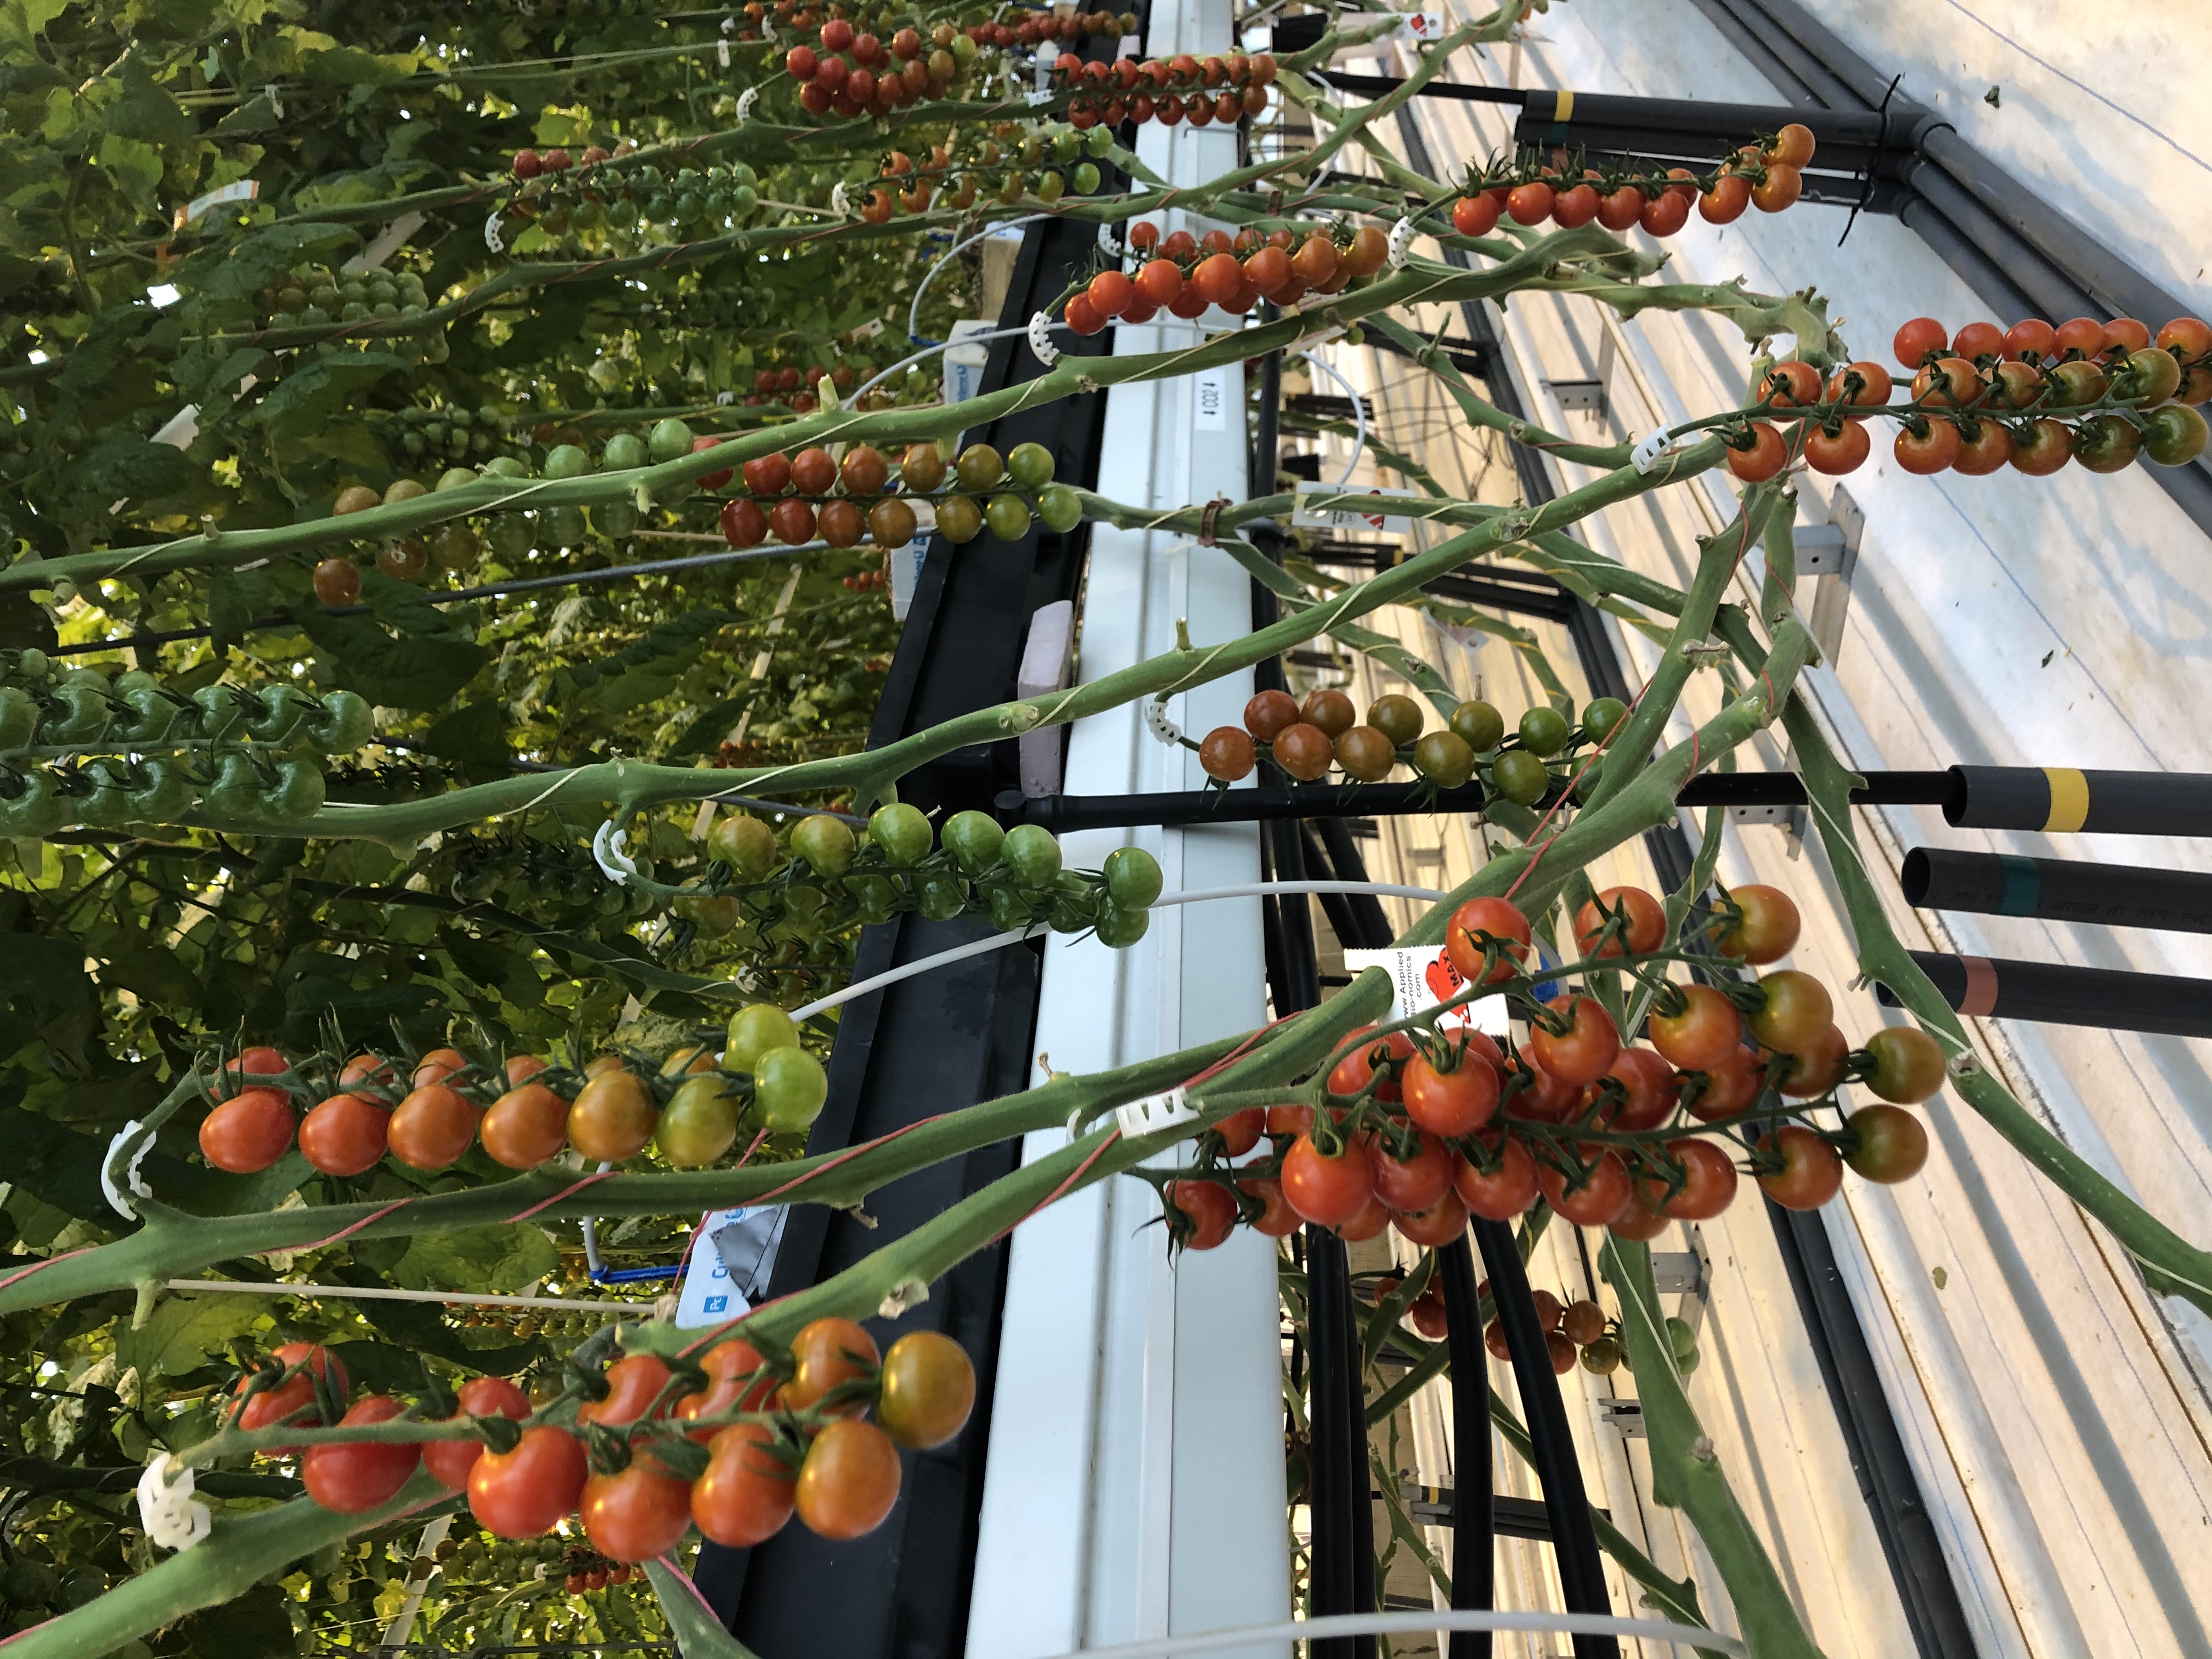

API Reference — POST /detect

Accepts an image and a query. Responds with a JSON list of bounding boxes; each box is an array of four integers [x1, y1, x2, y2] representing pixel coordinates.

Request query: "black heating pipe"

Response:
[[1903, 848, 2212, 935]]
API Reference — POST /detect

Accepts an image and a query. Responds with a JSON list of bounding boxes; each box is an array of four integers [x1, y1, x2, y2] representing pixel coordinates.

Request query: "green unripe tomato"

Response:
[[954, 443, 1005, 492], [916, 873, 970, 922], [1517, 705, 1571, 757], [604, 432, 651, 471], [1052, 127, 1082, 162], [1037, 483, 1084, 533], [1582, 696, 1629, 746], [984, 494, 1032, 541], [868, 802, 933, 866], [436, 466, 477, 492], [544, 506, 587, 548], [983, 884, 1032, 932], [1070, 162, 1101, 195], [791, 812, 856, 875], [594, 499, 641, 538], [1448, 698, 1505, 751], [1367, 693, 1424, 748], [936, 494, 984, 543], [727, 1002, 801, 1070], [1103, 845, 1163, 909], [1412, 730, 1476, 788], [1086, 123, 1115, 156], [675, 889, 744, 936], [708, 812, 779, 878], [1094, 902, 1150, 948], [1489, 749, 1551, 806], [1034, 171, 1066, 202], [1666, 1315, 1697, 1361], [544, 443, 592, 479], [649, 417, 696, 462], [942, 809, 1006, 875], [489, 515, 533, 560], [657, 1074, 741, 1167], [1001, 823, 1062, 889], [1006, 441, 1055, 490], [753, 1046, 828, 1133], [1046, 872, 1098, 933], [482, 455, 528, 479]]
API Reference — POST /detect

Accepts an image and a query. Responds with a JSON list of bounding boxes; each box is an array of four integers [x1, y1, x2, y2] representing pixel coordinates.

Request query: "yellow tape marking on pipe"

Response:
[[1555, 88, 1575, 123], [2042, 767, 2089, 833]]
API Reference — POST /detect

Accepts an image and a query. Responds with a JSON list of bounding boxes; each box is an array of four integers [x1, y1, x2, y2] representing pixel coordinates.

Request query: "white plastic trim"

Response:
[[830, 180, 853, 217], [590, 820, 639, 884], [137, 1456, 211, 1552], [1114, 1086, 1200, 1139], [1026, 1609, 1747, 1659], [101, 1120, 155, 1221], [1028, 309, 1063, 366], [789, 926, 1049, 1022]]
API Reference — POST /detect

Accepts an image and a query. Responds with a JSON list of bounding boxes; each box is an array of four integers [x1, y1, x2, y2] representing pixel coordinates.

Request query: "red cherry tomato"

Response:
[[1572, 885, 1664, 959], [578, 1355, 674, 1429], [1213, 1106, 1265, 1157], [1647, 983, 1745, 1071], [387, 1084, 479, 1171], [1402, 1049, 1500, 1136], [303, 1396, 421, 1514], [469, 1425, 587, 1538], [1326, 1025, 1415, 1103], [201, 1089, 296, 1173], [676, 1338, 778, 1441], [1238, 1177, 1303, 1237], [1444, 897, 1531, 985], [1167, 1179, 1237, 1249], [1526, 995, 1621, 1087], [1536, 1150, 1632, 1226], [1893, 316, 1949, 370], [1756, 1125, 1843, 1210], [1895, 420, 1963, 475], [424, 1376, 531, 1489], [1390, 1189, 1470, 1249], [1453, 1135, 1539, 1220], [1334, 1192, 1391, 1242], [297, 1092, 390, 1177], [1645, 1139, 1739, 1220], [1715, 883, 1800, 963], [1281, 1133, 1373, 1226], [235, 1342, 347, 1449], [1369, 1131, 1452, 1213], [582, 1455, 696, 1562], [795, 1419, 901, 1539], [223, 1046, 289, 1085], [1684, 1043, 1765, 1122], [1502, 1059, 1582, 1124], [1589, 1046, 1675, 1133], [783, 1318, 879, 1415], [693, 1422, 798, 1545], [1726, 422, 1790, 482], [1951, 320, 2005, 362], [1776, 1024, 1849, 1098]]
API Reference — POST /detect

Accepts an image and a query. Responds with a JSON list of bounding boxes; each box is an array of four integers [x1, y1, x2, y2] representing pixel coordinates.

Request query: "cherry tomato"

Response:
[[1444, 897, 1531, 985], [1804, 420, 1870, 475], [1843, 1104, 1929, 1183], [1484, 1317, 1511, 1361], [1243, 689, 1299, 740], [1684, 1042, 1765, 1121], [1573, 885, 1664, 959], [469, 1425, 588, 1538], [298, 1092, 388, 1176], [1391, 1189, 1470, 1249], [235, 1342, 347, 1445], [1726, 422, 1790, 482], [1700, 173, 1750, 223], [1212, 1106, 1265, 1158], [1646, 1138, 1738, 1220], [388, 1083, 479, 1171], [1766, 122, 1816, 167], [1776, 1024, 1848, 1097], [676, 1339, 777, 1441], [1756, 1125, 1843, 1210], [693, 1422, 797, 1545], [413, 1047, 467, 1087], [1527, 995, 1620, 1087], [1607, 1195, 1672, 1241], [1272, 722, 1335, 780], [201, 1089, 295, 1173], [1824, 360, 1893, 405], [582, 1456, 695, 1562], [1894, 420, 1963, 474], [1453, 1136, 1539, 1220], [1760, 361, 1822, 407], [1326, 1025, 1415, 1103], [506, 1054, 550, 1085], [1281, 1133, 1373, 1226], [222, 1046, 289, 1085], [1589, 1046, 1675, 1133], [578, 1355, 673, 1429], [1864, 1026, 1946, 1103], [1238, 1177, 1303, 1237], [1369, 1131, 1452, 1213], [1537, 1150, 1632, 1226], [796, 1418, 902, 1539], [1639, 189, 1691, 235], [339, 1053, 395, 1092], [784, 1318, 879, 1415], [1953, 420, 2014, 475], [1334, 1192, 1391, 1242], [1199, 726, 1256, 782], [877, 1330, 976, 1449], [2102, 317, 2152, 355], [1596, 185, 1644, 231], [1402, 1049, 1500, 1136], [1505, 181, 1554, 224], [1913, 356, 1983, 407], [2053, 316, 2106, 356], [303, 1396, 420, 1514], [1893, 316, 1949, 370], [1748, 970, 1832, 1054], [1647, 983, 1744, 1070], [1408, 1289, 1450, 1341], [479, 1082, 573, 1170], [2074, 412, 2143, 473], [1561, 1300, 1607, 1346], [1452, 193, 1502, 236], [2011, 417, 2073, 475], [1951, 320, 2005, 362], [568, 1069, 658, 1162], [424, 1375, 530, 1489], [2003, 319, 2058, 363], [1167, 1179, 1237, 1249], [1715, 883, 1799, 963], [1502, 1059, 1582, 1124]]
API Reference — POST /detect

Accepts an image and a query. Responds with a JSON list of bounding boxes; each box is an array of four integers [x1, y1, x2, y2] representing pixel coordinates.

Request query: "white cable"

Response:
[[1028, 1609, 1746, 1659], [163, 1278, 658, 1312], [789, 924, 1049, 1021], [1155, 879, 1449, 905], [582, 1158, 614, 1277], [909, 215, 1048, 342], [1302, 349, 1368, 487], [844, 324, 1034, 408]]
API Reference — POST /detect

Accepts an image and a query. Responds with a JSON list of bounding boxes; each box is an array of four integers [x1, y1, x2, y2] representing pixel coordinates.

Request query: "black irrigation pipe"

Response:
[[1878, 951, 2212, 1040], [46, 539, 836, 657], [1436, 1237, 1496, 1659], [1903, 847, 2212, 935]]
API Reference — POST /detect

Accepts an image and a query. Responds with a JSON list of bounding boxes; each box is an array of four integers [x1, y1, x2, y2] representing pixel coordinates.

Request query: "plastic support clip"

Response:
[[1115, 1087, 1200, 1138], [1386, 216, 1416, 270], [101, 1120, 155, 1221], [1028, 311, 1062, 366], [1143, 696, 1183, 747], [590, 821, 640, 885], [137, 1457, 211, 1552], [1630, 423, 1693, 475]]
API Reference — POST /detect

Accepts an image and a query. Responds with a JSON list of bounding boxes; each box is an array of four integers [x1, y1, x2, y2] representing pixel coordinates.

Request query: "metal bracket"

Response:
[[1598, 1398, 1647, 1438], [1658, 1226, 1717, 1341], [1799, 484, 1864, 665], [1542, 330, 1613, 419]]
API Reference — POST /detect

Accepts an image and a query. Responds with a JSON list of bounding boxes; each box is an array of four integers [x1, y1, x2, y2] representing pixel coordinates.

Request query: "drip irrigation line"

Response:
[[162, 1278, 659, 1312]]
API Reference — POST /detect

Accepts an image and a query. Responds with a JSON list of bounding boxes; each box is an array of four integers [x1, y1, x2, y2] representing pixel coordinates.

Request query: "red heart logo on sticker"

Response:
[[1425, 951, 1464, 1004]]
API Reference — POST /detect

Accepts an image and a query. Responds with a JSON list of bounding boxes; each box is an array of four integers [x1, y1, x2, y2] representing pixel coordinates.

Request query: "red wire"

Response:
[[505, 1171, 616, 1226]]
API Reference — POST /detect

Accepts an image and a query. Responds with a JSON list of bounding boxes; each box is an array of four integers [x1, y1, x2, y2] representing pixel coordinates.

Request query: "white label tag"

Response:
[[177, 179, 258, 228], [1343, 947, 1510, 1035], [675, 1207, 755, 1328], [1193, 367, 1228, 430], [889, 539, 928, 620], [1293, 484, 1416, 532], [1397, 9, 1447, 40]]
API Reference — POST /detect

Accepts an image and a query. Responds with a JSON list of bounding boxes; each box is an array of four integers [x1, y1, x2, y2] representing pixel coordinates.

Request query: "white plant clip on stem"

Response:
[[137, 1456, 211, 1552], [1631, 421, 1697, 475], [830, 181, 854, 217], [101, 1120, 156, 1221], [483, 211, 506, 253], [1386, 216, 1416, 270], [735, 84, 758, 121], [1097, 221, 1124, 261], [591, 821, 640, 885], [1028, 310, 1062, 366], [1115, 1086, 1200, 1138], [1144, 696, 1184, 746]]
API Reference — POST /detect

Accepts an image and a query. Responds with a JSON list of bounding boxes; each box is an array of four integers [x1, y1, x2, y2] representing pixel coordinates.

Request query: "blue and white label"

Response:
[[674, 1206, 754, 1328]]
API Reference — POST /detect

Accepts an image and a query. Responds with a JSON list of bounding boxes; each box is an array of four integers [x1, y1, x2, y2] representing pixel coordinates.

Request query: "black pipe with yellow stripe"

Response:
[[1946, 767, 2212, 837]]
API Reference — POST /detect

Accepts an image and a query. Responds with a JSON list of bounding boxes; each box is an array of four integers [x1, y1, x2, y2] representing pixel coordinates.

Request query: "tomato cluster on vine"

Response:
[[1721, 311, 2211, 482], [1195, 685, 1626, 808], [1160, 882, 1944, 1257], [1050, 48, 1278, 132], [1451, 122, 1819, 240], [785, 14, 988, 119], [250, 1319, 977, 1557], [713, 437, 1084, 550], [1072, 221, 1390, 332]]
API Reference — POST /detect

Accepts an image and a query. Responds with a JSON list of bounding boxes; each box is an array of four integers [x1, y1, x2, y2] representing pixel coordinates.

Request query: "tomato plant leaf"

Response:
[[119, 1293, 267, 1383], [294, 610, 487, 709], [392, 1223, 558, 1295]]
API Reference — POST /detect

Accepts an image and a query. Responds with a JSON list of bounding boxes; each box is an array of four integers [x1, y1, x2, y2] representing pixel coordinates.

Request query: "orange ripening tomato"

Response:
[[693, 1422, 798, 1546], [1572, 885, 1664, 959], [677, 1338, 778, 1441], [298, 1093, 390, 1177], [783, 1318, 879, 1415], [200, 1089, 295, 1174], [387, 1084, 480, 1171], [1444, 897, 1531, 985]]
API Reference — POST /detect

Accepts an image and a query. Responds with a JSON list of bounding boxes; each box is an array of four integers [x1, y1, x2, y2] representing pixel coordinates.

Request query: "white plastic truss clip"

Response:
[[137, 1456, 211, 1551], [1115, 1086, 1200, 1138], [1028, 310, 1062, 366]]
